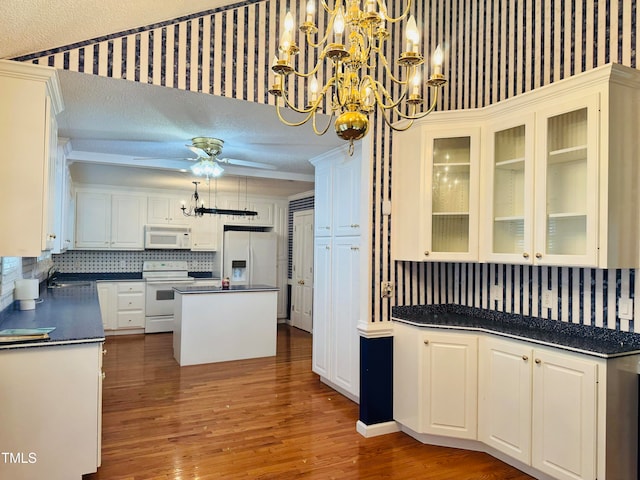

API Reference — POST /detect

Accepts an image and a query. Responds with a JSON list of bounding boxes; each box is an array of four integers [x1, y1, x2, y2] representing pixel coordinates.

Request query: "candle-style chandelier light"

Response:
[[269, 0, 447, 153]]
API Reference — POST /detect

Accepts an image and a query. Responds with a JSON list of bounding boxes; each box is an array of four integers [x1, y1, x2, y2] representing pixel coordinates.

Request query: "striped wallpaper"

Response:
[[12, 1, 640, 331]]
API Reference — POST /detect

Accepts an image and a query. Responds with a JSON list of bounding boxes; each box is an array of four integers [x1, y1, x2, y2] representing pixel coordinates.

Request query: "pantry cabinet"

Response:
[[311, 145, 368, 401], [0, 60, 64, 256], [75, 191, 146, 250], [391, 122, 481, 262]]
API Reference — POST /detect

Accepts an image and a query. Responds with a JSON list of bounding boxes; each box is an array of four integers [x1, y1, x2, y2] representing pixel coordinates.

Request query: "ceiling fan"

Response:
[[137, 136, 276, 178]]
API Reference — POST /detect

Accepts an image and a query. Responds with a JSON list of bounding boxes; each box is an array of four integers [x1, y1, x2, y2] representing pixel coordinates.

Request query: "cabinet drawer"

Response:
[[116, 311, 145, 329], [117, 293, 145, 310], [117, 282, 145, 294]]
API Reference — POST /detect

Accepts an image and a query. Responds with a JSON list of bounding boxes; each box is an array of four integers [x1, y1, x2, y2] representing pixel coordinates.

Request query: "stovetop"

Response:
[[142, 260, 190, 280]]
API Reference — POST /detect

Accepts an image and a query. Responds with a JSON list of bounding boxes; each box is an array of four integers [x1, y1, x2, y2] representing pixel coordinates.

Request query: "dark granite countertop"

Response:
[[174, 284, 278, 294], [60, 272, 143, 282], [0, 282, 104, 350], [392, 304, 640, 358]]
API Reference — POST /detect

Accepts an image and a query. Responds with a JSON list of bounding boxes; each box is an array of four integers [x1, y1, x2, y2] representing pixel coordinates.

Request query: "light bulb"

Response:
[[334, 6, 345, 44], [309, 75, 319, 102], [411, 70, 421, 95], [405, 15, 419, 52], [306, 0, 315, 22], [433, 44, 444, 75], [284, 11, 294, 33]]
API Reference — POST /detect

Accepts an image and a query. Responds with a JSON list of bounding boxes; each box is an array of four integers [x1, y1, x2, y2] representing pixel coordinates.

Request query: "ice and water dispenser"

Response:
[[231, 260, 247, 282]]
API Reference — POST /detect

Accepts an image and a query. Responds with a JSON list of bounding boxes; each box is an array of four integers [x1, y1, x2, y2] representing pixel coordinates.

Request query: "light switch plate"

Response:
[[542, 290, 554, 309]]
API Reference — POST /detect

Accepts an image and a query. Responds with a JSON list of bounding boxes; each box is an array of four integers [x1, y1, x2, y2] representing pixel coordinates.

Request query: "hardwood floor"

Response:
[[84, 325, 533, 480]]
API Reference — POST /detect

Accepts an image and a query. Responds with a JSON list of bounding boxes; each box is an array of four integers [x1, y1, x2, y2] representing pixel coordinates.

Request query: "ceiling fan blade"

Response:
[[186, 145, 202, 156], [220, 157, 277, 170], [133, 156, 198, 161]]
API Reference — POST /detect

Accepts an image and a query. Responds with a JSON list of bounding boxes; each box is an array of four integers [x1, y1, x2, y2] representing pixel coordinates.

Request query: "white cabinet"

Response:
[[98, 281, 145, 331], [0, 342, 103, 479], [97, 282, 116, 330], [189, 214, 219, 251], [395, 324, 640, 480], [116, 282, 146, 329], [310, 145, 367, 400], [52, 143, 74, 253], [75, 191, 146, 250], [478, 337, 533, 464], [0, 60, 64, 256], [312, 236, 361, 398], [477, 64, 640, 267], [479, 336, 598, 480], [391, 122, 481, 262], [393, 322, 477, 439], [147, 196, 189, 225]]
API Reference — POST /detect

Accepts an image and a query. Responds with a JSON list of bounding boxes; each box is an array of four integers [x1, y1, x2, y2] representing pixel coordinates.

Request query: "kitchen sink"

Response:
[[47, 281, 93, 289]]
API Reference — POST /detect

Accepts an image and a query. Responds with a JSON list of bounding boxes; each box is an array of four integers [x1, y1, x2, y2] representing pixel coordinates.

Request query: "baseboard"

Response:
[[356, 420, 400, 438]]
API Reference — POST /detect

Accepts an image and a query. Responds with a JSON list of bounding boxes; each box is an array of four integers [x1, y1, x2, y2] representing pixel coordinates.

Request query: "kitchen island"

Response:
[[0, 282, 104, 480], [172, 284, 278, 366]]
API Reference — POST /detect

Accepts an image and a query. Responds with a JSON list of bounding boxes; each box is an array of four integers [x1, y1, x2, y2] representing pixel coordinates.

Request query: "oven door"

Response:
[[145, 282, 179, 317]]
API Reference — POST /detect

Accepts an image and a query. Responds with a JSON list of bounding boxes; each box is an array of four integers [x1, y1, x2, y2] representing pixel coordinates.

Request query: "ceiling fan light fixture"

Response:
[[191, 158, 224, 178]]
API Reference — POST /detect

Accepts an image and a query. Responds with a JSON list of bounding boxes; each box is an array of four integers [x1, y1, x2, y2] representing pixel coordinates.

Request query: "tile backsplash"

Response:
[[53, 250, 217, 274]]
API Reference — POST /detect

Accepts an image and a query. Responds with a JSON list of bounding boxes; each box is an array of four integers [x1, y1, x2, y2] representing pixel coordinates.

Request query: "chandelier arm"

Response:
[[284, 60, 323, 79], [394, 87, 442, 120], [380, 0, 413, 23], [312, 109, 335, 135], [275, 101, 318, 127], [367, 77, 410, 111]]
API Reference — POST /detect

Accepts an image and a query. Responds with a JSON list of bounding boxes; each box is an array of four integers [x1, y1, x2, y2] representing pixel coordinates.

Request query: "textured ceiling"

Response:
[[1, 1, 342, 196]]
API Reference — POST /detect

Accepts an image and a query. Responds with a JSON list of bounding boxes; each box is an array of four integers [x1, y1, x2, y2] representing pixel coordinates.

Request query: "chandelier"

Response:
[[269, 0, 446, 153], [181, 181, 258, 217]]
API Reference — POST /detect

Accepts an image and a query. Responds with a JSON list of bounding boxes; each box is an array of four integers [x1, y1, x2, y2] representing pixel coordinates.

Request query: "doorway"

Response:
[[291, 210, 314, 332]]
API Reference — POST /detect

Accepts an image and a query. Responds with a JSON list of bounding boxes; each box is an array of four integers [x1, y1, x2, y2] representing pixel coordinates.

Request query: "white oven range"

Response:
[[143, 260, 193, 333]]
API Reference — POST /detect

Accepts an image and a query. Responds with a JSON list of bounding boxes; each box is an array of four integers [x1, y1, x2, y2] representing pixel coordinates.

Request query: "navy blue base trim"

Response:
[[359, 336, 393, 425]]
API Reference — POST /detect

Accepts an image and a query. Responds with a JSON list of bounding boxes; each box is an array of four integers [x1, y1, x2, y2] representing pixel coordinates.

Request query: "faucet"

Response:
[[47, 266, 59, 286]]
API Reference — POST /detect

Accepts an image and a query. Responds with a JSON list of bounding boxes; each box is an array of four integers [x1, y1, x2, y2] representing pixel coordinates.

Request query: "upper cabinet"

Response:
[[147, 196, 190, 226], [392, 121, 481, 262], [0, 60, 64, 256], [75, 191, 146, 250], [394, 63, 640, 268]]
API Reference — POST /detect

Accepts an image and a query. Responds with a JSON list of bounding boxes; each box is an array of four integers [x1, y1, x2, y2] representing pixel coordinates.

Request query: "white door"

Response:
[[291, 210, 314, 332]]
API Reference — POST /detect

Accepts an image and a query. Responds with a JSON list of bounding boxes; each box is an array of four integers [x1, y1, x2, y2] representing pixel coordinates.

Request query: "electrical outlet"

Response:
[[619, 297, 634, 320], [542, 290, 554, 309], [490, 284, 503, 300], [381, 281, 394, 298]]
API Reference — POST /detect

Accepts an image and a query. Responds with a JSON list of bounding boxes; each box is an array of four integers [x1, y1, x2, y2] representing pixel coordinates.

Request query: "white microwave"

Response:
[[144, 225, 192, 249]]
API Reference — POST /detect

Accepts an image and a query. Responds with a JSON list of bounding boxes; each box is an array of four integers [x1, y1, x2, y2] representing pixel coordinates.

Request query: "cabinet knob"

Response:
[[535, 253, 542, 259], [423, 339, 429, 345], [535, 358, 542, 364], [522, 252, 529, 259], [522, 355, 528, 361], [101, 372, 106, 380], [102, 349, 107, 355], [351, 224, 359, 228], [350, 246, 359, 251], [298, 280, 305, 285], [424, 251, 430, 256]]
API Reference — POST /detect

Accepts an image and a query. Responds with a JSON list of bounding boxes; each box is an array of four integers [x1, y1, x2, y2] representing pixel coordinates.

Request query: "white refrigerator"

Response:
[[223, 231, 277, 286]]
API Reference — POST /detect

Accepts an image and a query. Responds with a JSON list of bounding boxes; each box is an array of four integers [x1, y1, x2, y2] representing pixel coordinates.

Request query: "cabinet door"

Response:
[[146, 197, 188, 225], [534, 95, 599, 266], [75, 192, 111, 249], [42, 98, 58, 251], [314, 162, 333, 236], [478, 337, 533, 464], [421, 331, 477, 439], [481, 116, 535, 263], [312, 237, 332, 378], [190, 215, 219, 251], [531, 349, 597, 480], [97, 283, 116, 330], [333, 154, 362, 236], [330, 237, 360, 396], [393, 322, 422, 432], [425, 128, 481, 261], [111, 194, 145, 249]]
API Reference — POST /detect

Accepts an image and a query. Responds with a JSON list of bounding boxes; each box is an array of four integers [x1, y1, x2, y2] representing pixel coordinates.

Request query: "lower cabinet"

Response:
[[98, 281, 145, 332], [394, 322, 639, 480], [0, 342, 103, 480]]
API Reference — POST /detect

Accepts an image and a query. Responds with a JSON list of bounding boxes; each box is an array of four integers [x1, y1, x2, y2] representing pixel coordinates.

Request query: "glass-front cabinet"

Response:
[[482, 96, 599, 266], [391, 124, 480, 262], [534, 96, 598, 266], [482, 116, 534, 263]]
